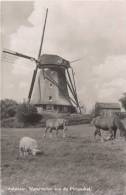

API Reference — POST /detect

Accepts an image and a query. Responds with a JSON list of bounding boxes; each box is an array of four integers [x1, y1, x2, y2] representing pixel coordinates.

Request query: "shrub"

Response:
[[16, 103, 42, 125], [0, 99, 18, 119]]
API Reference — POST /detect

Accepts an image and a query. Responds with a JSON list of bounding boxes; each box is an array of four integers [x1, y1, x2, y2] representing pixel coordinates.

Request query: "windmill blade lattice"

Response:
[[28, 8, 48, 102]]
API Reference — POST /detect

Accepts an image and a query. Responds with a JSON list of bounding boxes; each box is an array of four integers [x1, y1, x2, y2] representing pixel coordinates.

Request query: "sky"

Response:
[[1, 0, 126, 112]]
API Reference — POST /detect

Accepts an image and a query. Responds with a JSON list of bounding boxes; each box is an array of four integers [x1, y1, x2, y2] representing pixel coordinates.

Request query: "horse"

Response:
[[91, 115, 126, 141]]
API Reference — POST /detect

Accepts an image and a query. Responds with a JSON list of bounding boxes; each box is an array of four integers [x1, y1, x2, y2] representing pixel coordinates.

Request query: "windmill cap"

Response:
[[39, 54, 70, 68]]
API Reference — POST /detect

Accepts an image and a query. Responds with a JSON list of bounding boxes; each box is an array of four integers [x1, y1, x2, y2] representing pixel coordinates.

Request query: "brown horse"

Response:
[[91, 115, 126, 141]]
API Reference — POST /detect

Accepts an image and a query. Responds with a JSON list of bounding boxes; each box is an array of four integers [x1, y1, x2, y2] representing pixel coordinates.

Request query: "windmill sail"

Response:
[[38, 8, 48, 59], [28, 67, 38, 101], [3, 49, 36, 62], [28, 8, 48, 102]]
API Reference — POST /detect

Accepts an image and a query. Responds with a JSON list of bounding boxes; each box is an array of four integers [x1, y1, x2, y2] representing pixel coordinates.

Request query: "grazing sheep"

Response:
[[19, 137, 40, 157], [44, 118, 67, 138]]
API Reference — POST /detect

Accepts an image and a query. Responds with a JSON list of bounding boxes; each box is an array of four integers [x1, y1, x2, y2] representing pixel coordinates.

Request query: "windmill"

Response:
[[3, 8, 81, 114]]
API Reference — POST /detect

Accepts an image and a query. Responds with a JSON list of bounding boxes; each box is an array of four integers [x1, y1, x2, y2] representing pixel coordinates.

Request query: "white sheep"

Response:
[[19, 137, 40, 157]]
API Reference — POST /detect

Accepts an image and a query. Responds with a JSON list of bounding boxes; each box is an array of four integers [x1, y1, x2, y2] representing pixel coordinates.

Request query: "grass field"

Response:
[[1, 124, 126, 195]]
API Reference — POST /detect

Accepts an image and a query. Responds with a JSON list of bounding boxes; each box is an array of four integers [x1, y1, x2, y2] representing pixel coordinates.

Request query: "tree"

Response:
[[119, 93, 126, 111], [0, 99, 18, 119]]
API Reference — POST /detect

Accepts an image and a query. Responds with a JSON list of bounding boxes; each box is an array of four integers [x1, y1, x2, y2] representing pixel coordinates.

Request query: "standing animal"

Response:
[[19, 137, 40, 157], [91, 115, 126, 141], [44, 118, 67, 138]]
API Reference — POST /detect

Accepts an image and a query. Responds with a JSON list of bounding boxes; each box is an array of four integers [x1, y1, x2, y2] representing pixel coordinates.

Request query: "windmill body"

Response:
[[31, 54, 76, 113]]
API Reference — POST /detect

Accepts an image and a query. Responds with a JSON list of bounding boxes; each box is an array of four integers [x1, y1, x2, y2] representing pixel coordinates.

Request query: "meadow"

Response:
[[1, 123, 126, 195]]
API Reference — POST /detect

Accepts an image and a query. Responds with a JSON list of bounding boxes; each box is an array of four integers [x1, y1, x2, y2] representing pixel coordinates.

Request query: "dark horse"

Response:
[[91, 115, 126, 141]]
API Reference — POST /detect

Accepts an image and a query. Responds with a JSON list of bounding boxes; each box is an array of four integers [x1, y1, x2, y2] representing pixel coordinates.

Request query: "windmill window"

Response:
[[44, 68, 49, 71], [46, 105, 53, 110], [49, 96, 52, 101], [63, 106, 68, 112], [50, 83, 53, 87], [54, 105, 57, 110], [51, 71, 54, 74], [42, 105, 46, 110]]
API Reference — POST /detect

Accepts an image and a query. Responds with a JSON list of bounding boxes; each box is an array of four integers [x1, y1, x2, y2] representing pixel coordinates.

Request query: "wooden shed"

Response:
[[95, 102, 121, 116]]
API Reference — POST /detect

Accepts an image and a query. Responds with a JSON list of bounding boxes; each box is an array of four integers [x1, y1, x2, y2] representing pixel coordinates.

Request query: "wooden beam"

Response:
[[28, 66, 38, 102]]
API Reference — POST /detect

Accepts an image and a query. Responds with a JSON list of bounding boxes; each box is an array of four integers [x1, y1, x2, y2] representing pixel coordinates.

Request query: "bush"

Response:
[[0, 99, 18, 119], [16, 103, 42, 125]]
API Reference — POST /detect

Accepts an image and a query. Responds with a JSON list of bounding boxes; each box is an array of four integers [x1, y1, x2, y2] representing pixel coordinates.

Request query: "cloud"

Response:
[[10, 1, 126, 59], [91, 55, 126, 103], [93, 55, 126, 81], [12, 59, 35, 75], [2, 1, 126, 109], [19, 81, 29, 89]]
